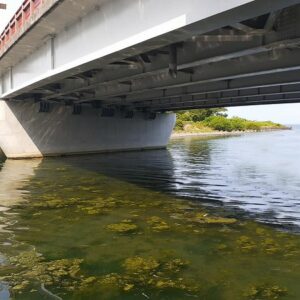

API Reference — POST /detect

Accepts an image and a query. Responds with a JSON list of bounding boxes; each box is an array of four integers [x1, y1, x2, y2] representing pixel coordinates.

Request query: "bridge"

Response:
[[0, 0, 300, 158]]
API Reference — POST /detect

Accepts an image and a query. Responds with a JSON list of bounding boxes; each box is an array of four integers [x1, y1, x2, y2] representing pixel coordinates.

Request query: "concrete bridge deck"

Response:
[[1, 0, 300, 110], [0, 0, 300, 158]]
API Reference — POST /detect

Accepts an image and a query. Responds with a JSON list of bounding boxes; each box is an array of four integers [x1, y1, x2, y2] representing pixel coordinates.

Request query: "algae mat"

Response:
[[0, 158, 299, 300]]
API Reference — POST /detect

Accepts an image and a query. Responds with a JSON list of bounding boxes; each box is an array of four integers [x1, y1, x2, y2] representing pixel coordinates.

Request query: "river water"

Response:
[[0, 127, 299, 299]]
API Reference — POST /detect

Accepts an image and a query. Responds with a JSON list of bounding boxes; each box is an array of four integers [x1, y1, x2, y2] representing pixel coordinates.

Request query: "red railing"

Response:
[[0, 0, 45, 52]]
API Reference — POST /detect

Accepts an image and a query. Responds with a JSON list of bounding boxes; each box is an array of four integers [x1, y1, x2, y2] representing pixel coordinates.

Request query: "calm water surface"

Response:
[[0, 126, 300, 299]]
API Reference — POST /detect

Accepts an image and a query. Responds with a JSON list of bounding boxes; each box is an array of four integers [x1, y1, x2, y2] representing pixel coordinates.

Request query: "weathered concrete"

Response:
[[0, 100, 175, 158]]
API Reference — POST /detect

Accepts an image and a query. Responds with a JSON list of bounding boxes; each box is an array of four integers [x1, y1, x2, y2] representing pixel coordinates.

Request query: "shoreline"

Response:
[[171, 127, 291, 139]]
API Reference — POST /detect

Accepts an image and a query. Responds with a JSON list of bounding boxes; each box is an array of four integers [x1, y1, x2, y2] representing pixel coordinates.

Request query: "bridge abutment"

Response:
[[0, 100, 175, 159]]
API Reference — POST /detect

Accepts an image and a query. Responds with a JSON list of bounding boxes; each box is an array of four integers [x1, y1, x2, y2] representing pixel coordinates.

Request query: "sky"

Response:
[[0, 0, 21, 29], [226, 104, 300, 125], [1, 0, 300, 124]]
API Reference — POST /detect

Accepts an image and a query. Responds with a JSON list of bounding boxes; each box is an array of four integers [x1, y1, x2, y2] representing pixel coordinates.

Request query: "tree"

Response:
[[176, 108, 227, 122], [175, 108, 228, 130]]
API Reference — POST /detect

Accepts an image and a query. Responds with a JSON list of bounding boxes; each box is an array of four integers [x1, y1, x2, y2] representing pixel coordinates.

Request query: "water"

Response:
[[0, 127, 300, 299], [169, 126, 300, 229]]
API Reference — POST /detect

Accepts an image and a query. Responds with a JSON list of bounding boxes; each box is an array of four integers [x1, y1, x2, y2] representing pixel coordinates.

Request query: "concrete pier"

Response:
[[0, 100, 175, 159]]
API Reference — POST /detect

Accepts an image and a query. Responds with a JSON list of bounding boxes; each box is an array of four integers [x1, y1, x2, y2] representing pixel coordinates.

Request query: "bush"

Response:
[[176, 108, 227, 124], [174, 109, 286, 133], [245, 122, 260, 131], [175, 119, 184, 131], [203, 116, 234, 132], [203, 116, 271, 132], [229, 117, 247, 131]]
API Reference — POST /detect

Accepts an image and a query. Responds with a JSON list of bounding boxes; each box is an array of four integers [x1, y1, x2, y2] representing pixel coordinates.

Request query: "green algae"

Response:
[[95, 255, 199, 296], [193, 212, 237, 225], [1, 249, 84, 295], [123, 256, 160, 273], [147, 216, 170, 231], [236, 236, 257, 253], [217, 244, 229, 251], [106, 221, 138, 233], [164, 258, 189, 273], [0, 160, 299, 299], [261, 238, 281, 255], [123, 283, 134, 292], [244, 284, 288, 300]]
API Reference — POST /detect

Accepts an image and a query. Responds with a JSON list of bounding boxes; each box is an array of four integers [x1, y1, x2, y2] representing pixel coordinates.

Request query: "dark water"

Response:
[[0, 127, 300, 299]]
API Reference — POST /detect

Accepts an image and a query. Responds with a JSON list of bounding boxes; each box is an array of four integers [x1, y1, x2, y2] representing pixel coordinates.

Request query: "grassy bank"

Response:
[[173, 109, 289, 135]]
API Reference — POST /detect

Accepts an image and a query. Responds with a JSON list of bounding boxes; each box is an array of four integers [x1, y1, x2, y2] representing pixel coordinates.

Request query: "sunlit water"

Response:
[[169, 126, 300, 229], [0, 127, 300, 299]]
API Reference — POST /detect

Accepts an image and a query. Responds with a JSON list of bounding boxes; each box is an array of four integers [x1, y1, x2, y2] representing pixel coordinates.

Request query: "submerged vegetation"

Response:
[[244, 284, 288, 300], [174, 108, 288, 133], [0, 160, 299, 299], [106, 220, 138, 233]]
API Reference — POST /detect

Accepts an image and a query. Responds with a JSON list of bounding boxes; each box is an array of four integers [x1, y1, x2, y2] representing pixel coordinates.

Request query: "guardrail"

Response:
[[0, 0, 44, 52]]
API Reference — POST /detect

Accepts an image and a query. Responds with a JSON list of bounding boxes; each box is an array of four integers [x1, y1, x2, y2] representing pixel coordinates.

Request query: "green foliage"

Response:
[[175, 119, 185, 131], [203, 116, 235, 132], [203, 116, 284, 132], [176, 108, 227, 122], [175, 109, 286, 133], [175, 108, 227, 130]]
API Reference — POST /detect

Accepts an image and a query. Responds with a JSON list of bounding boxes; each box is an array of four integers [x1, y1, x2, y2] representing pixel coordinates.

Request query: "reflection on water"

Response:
[[169, 126, 300, 229], [0, 128, 299, 299], [0, 159, 41, 207]]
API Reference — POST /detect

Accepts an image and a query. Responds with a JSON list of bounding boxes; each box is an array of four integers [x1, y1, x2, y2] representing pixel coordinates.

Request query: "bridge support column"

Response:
[[0, 100, 175, 159]]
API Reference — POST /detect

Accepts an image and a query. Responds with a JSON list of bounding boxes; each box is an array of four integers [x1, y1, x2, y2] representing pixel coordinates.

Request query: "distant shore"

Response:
[[171, 127, 292, 139]]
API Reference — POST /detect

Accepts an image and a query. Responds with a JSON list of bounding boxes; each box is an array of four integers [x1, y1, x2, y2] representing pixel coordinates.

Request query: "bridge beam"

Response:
[[0, 100, 175, 158], [1, 0, 299, 99]]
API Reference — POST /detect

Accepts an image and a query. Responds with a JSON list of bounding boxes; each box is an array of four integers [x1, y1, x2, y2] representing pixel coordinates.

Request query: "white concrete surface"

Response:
[[1, 0, 267, 98], [0, 100, 175, 158]]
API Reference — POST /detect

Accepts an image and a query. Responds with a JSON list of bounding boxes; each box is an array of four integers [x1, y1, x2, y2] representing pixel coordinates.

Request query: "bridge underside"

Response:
[[1, 0, 300, 158], [2, 1, 300, 112]]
